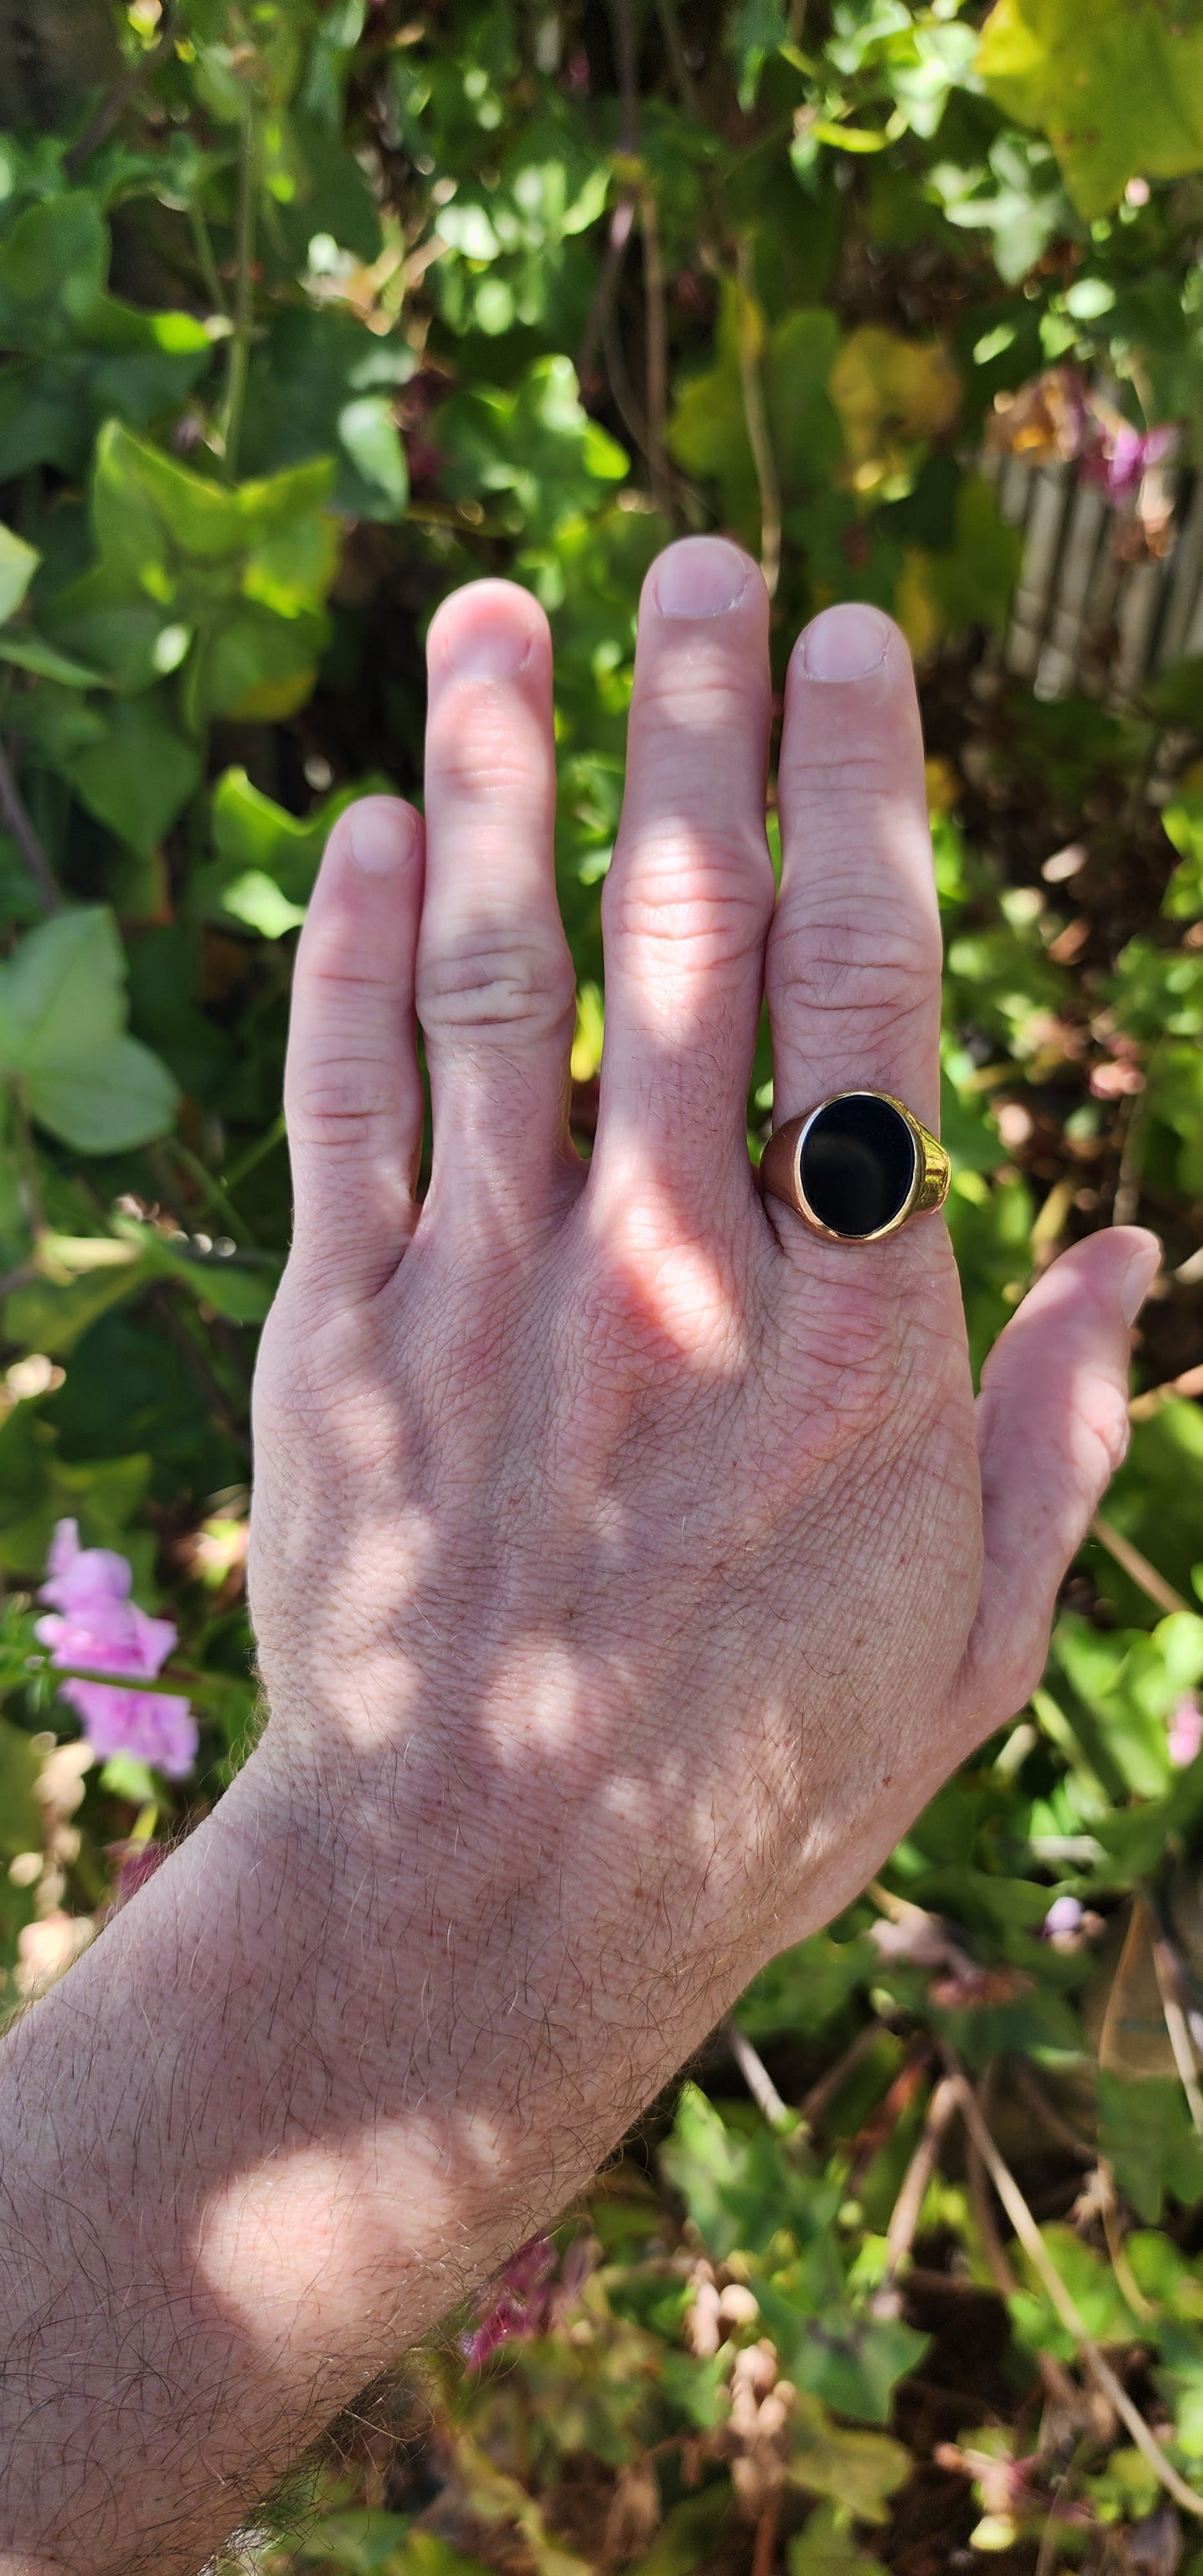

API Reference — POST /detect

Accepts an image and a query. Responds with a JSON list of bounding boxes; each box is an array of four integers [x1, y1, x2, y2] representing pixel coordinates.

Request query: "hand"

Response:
[[0, 539, 1157, 2576], [251, 531, 1155, 2087]]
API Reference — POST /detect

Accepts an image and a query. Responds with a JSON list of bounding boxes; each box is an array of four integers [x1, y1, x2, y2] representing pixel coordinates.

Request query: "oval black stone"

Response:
[[798, 1094, 917, 1239]]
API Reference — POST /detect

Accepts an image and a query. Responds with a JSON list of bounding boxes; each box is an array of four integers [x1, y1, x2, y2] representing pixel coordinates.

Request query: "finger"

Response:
[[418, 580, 577, 1232], [285, 796, 425, 1303], [591, 537, 773, 1216], [768, 604, 941, 1138], [957, 1226, 1161, 1735]]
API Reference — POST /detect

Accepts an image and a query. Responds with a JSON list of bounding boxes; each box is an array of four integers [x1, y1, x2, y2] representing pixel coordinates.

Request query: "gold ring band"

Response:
[[760, 1090, 950, 1244]]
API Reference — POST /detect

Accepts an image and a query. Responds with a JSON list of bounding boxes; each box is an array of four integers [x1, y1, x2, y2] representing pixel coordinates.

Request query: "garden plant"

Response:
[[2, 0, 1203, 2566]]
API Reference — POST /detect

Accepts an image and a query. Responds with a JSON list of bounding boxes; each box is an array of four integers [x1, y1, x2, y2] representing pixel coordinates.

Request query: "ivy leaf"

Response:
[[0, 195, 211, 478], [43, 425, 338, 721], [240, 309, 411, 520], [729, 0, 789, 110], [1098, 2074, 1203, 2223], [788, 2503, 890, 2576], [0, 908, 177, 1151], [0, 522, 38, 624], [977, 0, 1203, 219], [437, 356, 627, 545], [61, 694, 201, 858], [786, 2393, 910, 2522]]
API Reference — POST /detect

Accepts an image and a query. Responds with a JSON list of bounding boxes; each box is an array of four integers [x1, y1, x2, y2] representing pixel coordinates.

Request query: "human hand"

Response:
[[0, 541, 1159, 2576], [251, 535, 1156, 2086]]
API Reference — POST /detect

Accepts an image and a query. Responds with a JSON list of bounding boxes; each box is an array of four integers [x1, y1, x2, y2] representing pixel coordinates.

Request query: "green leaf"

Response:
[[977, 0, 1203, 218], [1162, 792, 1203, 922], [437, 356, 627, 545], [0, 907, 177, 1151], [1098, 2074, 1203, 2224], [786, 2393, 910, 2522], [788, 2503, 889, 2576], [0, 196, 211, 478], [61, 694, 201, 857], [0, 522, 38, 624]]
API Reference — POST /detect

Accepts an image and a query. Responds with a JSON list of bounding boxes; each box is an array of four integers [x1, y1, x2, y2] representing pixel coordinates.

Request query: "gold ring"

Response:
[[760, 1090, 949, 1244]]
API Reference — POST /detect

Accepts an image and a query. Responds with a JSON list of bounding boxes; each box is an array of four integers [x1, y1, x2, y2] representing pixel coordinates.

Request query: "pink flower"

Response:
[[461, 2235, 559, 2369], [1081, 418, 1177, 506], [1043, 1896, 1083, 1938], [1168, 1692, 1203, 1770], [37, 1520, 196, 1779]]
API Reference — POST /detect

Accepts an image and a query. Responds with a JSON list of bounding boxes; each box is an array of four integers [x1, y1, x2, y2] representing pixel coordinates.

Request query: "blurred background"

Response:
[[2, 0, 1203, 2566]]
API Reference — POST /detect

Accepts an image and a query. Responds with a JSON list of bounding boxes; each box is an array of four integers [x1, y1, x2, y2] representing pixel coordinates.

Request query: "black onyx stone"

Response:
[[798, 1094, 917, 1239]]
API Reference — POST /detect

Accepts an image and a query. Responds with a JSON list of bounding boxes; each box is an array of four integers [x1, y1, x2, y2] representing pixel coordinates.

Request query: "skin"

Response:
[[0, 540, 1157, 2575]]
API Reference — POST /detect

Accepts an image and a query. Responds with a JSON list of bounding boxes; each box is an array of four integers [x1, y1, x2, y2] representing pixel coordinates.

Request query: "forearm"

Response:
[[0, 1707, 741, 2576]]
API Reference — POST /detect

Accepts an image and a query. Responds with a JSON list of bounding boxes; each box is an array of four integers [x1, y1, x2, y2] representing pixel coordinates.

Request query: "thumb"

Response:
[[957, 1224, 1161, 1738]]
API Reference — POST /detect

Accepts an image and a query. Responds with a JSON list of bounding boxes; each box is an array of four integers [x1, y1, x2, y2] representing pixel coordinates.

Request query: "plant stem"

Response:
[[0, 742, 62, 913], [734, 239, 781, 599], [219, 110, 258, 480], [64, 7, 176, 174], [1090, 1512, 1189, 1617], [641, 186, 670, 513], [947, 2060, 1203, 2520], [724, 2017, 795, 2131], [189, 205, 229, 319], [874, 2072, 958, 2308]]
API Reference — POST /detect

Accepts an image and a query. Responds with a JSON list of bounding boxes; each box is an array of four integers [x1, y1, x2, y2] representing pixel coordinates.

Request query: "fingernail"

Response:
[[348, 800, 416, 875], [1120, 1235, 1161, 1325], [802, 602, 892, 681], [444, 604, 531, 681], [655, 537, 750, 619]]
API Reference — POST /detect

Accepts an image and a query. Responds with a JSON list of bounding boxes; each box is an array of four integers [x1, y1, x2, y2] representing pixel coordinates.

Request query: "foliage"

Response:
[[0, 0, 1202, 2565]]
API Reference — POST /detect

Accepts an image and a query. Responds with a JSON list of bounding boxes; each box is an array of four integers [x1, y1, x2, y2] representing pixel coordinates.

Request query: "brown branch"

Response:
[[751, 2489, 779, 2576], [947, 2064, 1203, 2519], [1090, 1513, 1189, 1618], [0, 743, 62, 913]]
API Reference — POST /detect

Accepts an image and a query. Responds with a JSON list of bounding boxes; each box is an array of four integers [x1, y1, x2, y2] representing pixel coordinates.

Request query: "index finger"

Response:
[[767, 603, 942, 1138]]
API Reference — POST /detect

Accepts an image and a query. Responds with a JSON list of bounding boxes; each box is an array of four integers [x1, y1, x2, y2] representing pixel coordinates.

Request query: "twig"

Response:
[[725, 2018, 795, 2132], [873, 2074, 959, 2310], [64, 10, 176, 174], [188, 205, 229, 320], [0, 743, 62, 913], [577, 197, 635, 383], [947, 2063, 1203, 2519], [1008, 2058, 1094, 2165], [798, 2020, 882, 2129], [218, 108, 258, 479], [734, 240, 780, 599], [751, 2489, 779, 2576], [1098, 2163, 1156, 2324], [653, 0, 698, 112], [1112, 1080, 1153, 1230], [1090, 1514, 1189, 1618], [1130, 1360, 1203, 1422], [641, 187, 670, 512], [604, 308, 654, 465], [1150, 1918, 1203, 2136]]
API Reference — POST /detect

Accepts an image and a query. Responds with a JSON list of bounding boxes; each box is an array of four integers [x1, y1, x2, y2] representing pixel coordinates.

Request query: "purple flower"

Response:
[[1043, 1896, 1083, 1939], [37, 1520, 196, 1779], [1168, 1692, 1203, 1770]]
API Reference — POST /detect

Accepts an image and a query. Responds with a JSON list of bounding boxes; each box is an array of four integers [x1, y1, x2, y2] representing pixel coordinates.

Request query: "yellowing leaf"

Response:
[[977, 0, 1203, 218], [828, 327, 960, 495]]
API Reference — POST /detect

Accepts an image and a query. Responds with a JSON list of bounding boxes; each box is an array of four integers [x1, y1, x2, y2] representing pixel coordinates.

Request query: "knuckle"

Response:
[[287, 1047, 398, 1147], [770, 898, 938, 1024], [418, 928, 575, 1037], [604, 827, 773, 962]]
